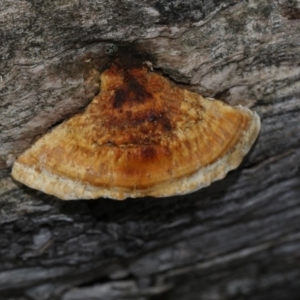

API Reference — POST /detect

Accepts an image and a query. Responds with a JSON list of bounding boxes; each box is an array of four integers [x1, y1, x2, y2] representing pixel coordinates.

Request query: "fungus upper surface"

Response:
[[12, 61, 261, 200]]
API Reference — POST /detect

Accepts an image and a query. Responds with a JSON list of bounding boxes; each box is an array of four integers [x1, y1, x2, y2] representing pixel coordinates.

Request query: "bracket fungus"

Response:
[[12, 60, 260, 200]]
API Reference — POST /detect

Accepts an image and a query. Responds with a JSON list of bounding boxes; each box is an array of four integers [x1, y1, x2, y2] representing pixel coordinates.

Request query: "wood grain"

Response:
[[1, 0, 300, 299]]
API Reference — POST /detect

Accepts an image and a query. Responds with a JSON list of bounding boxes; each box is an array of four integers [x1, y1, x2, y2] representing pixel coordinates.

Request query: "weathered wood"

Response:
[[1, 0, 300, 299]]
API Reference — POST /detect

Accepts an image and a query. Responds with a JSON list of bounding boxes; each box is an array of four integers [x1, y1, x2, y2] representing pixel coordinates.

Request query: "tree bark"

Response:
[[1, 1, 300, 299]]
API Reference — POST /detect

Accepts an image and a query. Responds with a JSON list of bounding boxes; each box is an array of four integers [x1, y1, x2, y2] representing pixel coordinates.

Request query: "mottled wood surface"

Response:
[[1, 1, 300, 299]]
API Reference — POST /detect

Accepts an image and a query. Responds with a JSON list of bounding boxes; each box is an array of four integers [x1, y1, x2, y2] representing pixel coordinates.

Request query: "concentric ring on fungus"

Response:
[[12, 61, 260, 200]]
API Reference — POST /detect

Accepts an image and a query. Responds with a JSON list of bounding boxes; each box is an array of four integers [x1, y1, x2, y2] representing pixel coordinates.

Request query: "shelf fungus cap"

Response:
[[12, 62, 260, 200]]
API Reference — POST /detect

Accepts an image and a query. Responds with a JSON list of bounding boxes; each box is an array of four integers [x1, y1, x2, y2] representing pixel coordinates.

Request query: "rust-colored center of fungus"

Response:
[[87, 63, 179, 150]]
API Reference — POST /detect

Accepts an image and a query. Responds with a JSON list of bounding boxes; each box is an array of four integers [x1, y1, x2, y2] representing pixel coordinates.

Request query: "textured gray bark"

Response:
[[1, 1, 300, 299]]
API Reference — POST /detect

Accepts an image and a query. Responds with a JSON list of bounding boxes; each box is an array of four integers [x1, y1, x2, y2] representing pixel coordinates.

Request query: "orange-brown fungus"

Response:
[[12, 61, 261, 200]]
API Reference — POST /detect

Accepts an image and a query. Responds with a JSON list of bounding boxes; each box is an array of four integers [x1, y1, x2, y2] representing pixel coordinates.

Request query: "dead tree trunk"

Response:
[[1, 1, 300, 299]]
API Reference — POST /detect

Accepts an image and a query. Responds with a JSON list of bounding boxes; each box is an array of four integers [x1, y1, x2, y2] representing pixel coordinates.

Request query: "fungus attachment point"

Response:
[[12, 62, 260, 200]]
